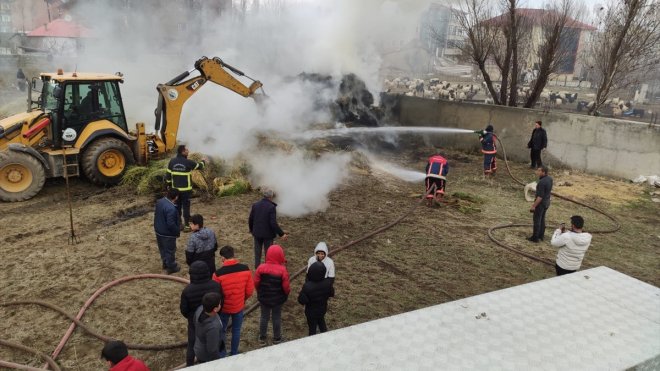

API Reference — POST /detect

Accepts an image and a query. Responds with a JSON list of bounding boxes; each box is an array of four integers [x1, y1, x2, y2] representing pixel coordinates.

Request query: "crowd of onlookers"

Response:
[[125, 182, 336, 369]]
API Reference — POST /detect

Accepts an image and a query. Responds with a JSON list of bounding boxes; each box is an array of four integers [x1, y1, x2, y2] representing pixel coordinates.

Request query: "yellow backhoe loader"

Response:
[[0, 57, 263, 202]]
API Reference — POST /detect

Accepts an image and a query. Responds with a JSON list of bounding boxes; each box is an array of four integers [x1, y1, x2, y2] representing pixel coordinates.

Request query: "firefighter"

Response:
[[425, 154, 449, 203], [477, 124, 497, 176], [165, 145, 205, 232]]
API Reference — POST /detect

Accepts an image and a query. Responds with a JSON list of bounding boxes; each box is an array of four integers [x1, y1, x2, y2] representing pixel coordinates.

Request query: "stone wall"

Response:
[[391, 95, 660, 179]]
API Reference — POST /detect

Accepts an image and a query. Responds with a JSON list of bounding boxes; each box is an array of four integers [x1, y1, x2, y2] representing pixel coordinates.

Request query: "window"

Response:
[[1, 14, 11, 22]]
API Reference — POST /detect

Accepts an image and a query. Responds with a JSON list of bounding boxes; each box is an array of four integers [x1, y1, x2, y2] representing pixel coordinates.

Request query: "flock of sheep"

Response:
[[383, 77, 644, 117], [384, 77, 482, 101]]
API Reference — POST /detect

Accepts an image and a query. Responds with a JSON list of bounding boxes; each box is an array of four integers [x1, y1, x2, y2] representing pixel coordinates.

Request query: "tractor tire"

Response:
[[82, 138, 134, 185], [0, 150, 46, 202]]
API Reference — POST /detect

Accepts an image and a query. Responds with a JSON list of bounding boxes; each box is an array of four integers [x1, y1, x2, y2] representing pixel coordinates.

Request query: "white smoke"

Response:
[[65, 0, 432, 216], [248, 150, 351, 217]]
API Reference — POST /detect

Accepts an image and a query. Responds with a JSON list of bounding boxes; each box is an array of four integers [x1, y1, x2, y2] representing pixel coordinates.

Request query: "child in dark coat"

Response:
[[298, 261, 335, 336]]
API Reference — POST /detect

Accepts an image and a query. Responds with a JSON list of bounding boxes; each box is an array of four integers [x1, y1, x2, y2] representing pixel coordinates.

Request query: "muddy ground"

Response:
[[1, 146, 658, 370]]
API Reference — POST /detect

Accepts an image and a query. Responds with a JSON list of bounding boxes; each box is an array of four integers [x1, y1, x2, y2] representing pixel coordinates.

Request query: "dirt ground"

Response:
[[1, 146, 658, 370]]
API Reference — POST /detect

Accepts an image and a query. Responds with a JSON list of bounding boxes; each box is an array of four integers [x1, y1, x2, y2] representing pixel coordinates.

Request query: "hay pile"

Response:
[[121, 153, 252, 198]]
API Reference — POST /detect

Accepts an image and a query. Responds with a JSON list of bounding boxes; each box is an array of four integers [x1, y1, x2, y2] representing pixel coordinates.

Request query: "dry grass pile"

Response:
[[120, 158, 169, 195], [121, 153, 253, 198]]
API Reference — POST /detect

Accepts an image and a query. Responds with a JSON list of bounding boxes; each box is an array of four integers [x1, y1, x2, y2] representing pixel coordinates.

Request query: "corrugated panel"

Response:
[[187, 266, 660, 371]]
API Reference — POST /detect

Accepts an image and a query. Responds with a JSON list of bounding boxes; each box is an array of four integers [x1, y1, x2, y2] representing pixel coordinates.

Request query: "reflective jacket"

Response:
[[480, 132, 497, 154], [425, 155, 449, 180], [166, 154, 205, 192]]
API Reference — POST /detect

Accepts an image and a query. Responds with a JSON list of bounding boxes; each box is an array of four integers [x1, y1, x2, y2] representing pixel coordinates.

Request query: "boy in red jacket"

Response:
[[101, 340, 149, 371], [254, 244, 290, 346], [212, 245, 254, 355]]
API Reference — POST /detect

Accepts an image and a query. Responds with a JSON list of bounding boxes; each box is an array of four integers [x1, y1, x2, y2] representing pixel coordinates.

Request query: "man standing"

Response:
[[478, 124, 497, 176], [212, 245, 254, 356], [527, 120, 547, 168], [166, 145, 205, 232], [550, 215, 593, 276], [528, 165, 553, 243], [154, 188, 181, 274], [248, 189, 288, 268]]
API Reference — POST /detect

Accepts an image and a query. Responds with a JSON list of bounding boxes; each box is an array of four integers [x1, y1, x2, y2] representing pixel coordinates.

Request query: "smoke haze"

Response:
[[67, 0, 432, 216]]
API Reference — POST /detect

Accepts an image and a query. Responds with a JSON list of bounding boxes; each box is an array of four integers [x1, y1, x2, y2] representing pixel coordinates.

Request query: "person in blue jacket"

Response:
[[154, 188, 181, 274]]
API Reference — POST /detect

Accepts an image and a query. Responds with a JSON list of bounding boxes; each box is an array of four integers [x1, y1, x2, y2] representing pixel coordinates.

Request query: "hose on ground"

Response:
[[0, 339, 61, 371], [488, 136, 621, 267], [0, 274, 190, 370]]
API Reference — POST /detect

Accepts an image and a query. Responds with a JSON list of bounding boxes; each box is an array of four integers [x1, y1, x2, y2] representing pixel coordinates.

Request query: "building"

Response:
[[419, 2, 464, 60], [484, 8, 596, 82]]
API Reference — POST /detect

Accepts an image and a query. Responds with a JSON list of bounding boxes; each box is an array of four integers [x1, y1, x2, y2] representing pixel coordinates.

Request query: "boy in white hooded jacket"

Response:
[[307, 242, 335, 283], [550, 215, 592, 276]]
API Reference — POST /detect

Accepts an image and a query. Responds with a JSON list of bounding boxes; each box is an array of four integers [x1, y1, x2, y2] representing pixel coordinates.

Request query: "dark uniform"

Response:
[[165, 154, 205, 229], [479, 125, 497, 176]]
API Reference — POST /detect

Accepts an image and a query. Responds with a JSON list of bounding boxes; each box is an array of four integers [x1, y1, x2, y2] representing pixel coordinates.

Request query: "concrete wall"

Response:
[[390, 95, 660, 179]]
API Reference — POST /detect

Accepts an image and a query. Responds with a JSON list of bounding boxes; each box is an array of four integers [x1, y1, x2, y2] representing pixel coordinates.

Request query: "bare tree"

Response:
[[490, 0, 522, 106], [524, 0, 581, 108], [587, 0, 660, 115], [454, 0, 502, 103]]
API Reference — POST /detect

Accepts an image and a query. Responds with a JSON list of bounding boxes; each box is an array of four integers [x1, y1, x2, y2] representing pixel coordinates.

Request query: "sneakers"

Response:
[[258, 337, 267, 347], [183, 225, 191, 233], [526, 236, 539, 243], [272, 337, 284, 345], [166, 264, 181, 274]]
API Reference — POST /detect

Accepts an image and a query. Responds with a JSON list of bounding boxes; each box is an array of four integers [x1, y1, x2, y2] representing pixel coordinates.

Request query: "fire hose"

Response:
[[0, 274, 190, 370]]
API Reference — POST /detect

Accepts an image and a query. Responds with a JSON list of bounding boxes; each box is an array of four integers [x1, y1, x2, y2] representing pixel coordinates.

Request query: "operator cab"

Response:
[[38, 72, 128, 148]]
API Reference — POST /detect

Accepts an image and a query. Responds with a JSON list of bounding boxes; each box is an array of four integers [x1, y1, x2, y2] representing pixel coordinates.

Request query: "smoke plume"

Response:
[[66, 0, 432, 216]]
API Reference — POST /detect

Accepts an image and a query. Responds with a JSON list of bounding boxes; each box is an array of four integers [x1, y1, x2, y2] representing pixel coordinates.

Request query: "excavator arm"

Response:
[[153, 56, 264, 152]]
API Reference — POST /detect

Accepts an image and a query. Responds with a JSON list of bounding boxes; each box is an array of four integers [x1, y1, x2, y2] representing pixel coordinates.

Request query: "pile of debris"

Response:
[[298, 72, 383, 127]]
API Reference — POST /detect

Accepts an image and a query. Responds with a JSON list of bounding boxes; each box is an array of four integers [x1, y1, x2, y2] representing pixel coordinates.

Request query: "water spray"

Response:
[[293, 126, 475, 141]]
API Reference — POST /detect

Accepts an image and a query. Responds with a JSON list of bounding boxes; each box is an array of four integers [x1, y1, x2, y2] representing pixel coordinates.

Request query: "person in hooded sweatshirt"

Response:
[[550, 215, 593, 276], [254, 244, 290, 346], [298, 261, 335, 336], [186, 214, 218, 275], [194, 292, 225, 363], [101, 340, 149, 371], [180, 261, 222, 366], [306, 242, 335, 283]]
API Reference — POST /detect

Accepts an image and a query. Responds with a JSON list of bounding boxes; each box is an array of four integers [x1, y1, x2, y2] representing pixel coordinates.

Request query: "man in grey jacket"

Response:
[[550, 215, 593, 276], [186, 214, 218, 275], [194, 292, 225, 363]]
